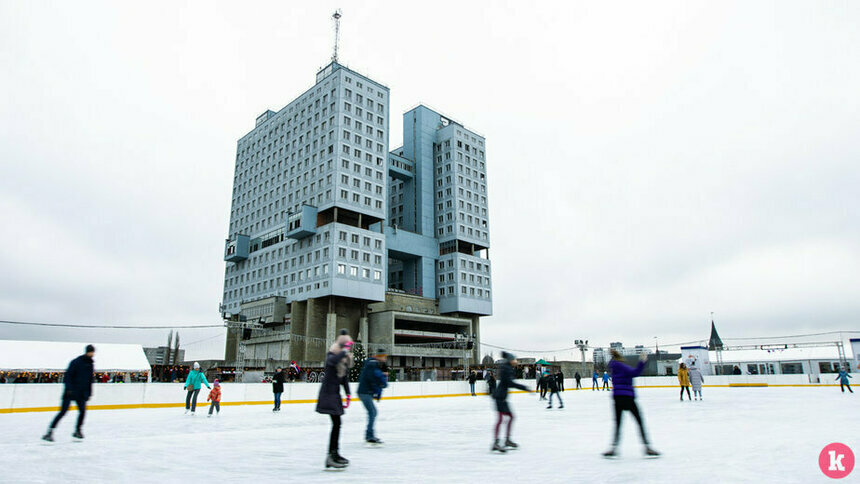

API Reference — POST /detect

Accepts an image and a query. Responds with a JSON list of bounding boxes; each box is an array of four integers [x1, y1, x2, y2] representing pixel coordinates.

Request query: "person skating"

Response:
[[602, 371, 611, 391], [468, 370, 477, 396], [602, 349, 660, 458], [574, 371, 582, 390], [486, 370, 497, 396], [184, 362, 210, 415], [42, 344, 95, 442], [836, 367, 853, 393], [207, 380, 221, 417], [556, 370, 565, 392], [592, 370, 599, 391], [677, 363, 692, 401], [537, 372, 547, 400], [689, 364, 704, 400], [357, 348, 388, 444], [492, 352, 529, 453], [317, 329, 354, 470], [272, 367, 286, 411], [546, 371, 564, 409]]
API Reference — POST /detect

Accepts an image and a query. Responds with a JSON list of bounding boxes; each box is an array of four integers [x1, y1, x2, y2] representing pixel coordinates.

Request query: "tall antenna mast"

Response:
[[331, 9, 342, 63]]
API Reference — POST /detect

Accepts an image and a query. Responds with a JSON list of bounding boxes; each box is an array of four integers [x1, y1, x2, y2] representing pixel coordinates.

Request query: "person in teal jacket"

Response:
[[184, 362, 211, 414], [835, 368, 853, 394]]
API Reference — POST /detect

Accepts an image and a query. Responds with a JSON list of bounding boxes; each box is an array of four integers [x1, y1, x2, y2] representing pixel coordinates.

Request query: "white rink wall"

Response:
[[0, 374, 833, 413]]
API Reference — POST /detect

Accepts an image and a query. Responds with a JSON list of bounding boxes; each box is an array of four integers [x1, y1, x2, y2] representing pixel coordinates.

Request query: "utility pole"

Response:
[[331, 10, 342, 63], [575, 339, 589, 376]]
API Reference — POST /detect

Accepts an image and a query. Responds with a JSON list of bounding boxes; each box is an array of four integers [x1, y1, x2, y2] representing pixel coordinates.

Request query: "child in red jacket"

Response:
[[207, 380, 221, 417]]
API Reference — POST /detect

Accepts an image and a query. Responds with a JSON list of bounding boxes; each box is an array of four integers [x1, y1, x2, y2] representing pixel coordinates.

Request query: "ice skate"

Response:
[[558, 403, 564, 409], [72, 429, 84, 439], [41, 431, 54, 442], [332, 453, 349, 465], [324, 454, 347, 470], [190, 411, 195, 416], [491, 440, 507, 453], [546, 403, 552, 409], [644, 446, 661, 458], [504, 439, 519, 449], [184, 409, 189, 415], [602, 447, 618, 459], [366, 437, 384, 446]]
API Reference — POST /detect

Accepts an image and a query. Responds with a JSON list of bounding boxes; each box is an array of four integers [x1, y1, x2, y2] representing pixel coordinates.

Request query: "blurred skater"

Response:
[[556, 370, 565, 392], [492, 352, 529, 453], [358, 348, 388, 444], [836, 367, 853, 393], [574, 371, 582, 390], [689, 364, 704, 400], [272, 367, 285, 411], [184, 362, 210, 415], [486, 370, 497, 396], [317, 329, 354, 470], [207, 380, 221, 417], [603, 350, 660, 458], [468, 370, 477, 396], [538, 372, 548, 400], [602, 371, 611, 391], [678, 363, 692, 401], [42, 345, 95, 442], [592, 371, 599, 391], [547, 371, 564, 409]]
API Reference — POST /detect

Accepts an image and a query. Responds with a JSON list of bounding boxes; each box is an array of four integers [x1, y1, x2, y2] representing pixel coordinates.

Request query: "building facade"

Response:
[[221, 62, 491, 376]]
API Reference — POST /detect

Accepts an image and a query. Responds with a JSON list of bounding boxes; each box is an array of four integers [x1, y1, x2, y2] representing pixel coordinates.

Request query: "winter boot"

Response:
[[325, 454, 347, 469], [333, 453, 349, 465], [41, 430, 54, 442], [602, 447, 618, 458], [72, 429, 84, 439], [491, 440, 507, 453], [645, 446, 661, 458], [366, 437, 383, 445], [504, 439, 519, 449], [559, 403, 564, 409], [546, 403, 552, 409]]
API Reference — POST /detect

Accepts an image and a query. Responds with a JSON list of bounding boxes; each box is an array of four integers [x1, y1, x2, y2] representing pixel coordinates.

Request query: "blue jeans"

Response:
[[470, 383, 475, 395], [274, 392, 282, 409], [358, 393, 377, 440]]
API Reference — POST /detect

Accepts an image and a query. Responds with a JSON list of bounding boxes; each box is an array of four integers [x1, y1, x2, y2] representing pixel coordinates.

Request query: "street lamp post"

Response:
[[575, 339, 589, 377]]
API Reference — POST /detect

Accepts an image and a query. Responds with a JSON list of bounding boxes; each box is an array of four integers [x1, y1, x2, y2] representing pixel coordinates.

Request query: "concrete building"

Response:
[[143, 346, 185, 367], [220, 62, 491, 377]]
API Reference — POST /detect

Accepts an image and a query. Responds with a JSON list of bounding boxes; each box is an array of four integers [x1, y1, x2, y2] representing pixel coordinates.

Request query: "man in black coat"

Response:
[[574, 371, 582, 389], [272, 367, 286, 411], [556, 370, 565, 392], [491, 352, 530, 453], [486, 370, 497, 396], [43, 345, 95, 441]]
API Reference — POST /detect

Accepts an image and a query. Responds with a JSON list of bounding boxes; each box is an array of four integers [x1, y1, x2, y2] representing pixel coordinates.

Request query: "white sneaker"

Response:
[[184, 409, 189, 415]]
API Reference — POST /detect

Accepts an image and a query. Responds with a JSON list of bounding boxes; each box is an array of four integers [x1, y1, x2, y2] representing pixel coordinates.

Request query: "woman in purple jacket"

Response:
[[603, 350, 660, 458]]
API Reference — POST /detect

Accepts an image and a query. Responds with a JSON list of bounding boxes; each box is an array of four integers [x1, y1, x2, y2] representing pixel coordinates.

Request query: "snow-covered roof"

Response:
[[694, 347, 841, 363], [0, 340, 151, 372]]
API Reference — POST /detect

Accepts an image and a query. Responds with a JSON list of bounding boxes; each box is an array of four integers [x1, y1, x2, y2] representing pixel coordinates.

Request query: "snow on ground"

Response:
[[1, 386, 857, 483]]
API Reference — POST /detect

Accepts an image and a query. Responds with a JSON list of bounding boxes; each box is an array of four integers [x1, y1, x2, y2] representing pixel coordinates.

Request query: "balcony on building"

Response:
[[224, 234, 250, 262], [286, 205, 318, 240]]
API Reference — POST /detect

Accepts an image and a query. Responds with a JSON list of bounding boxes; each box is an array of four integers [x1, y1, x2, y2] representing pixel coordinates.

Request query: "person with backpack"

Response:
[[184, 362, 211, 415], [42, 345, 95, 441], [357, 348, 388, 444]]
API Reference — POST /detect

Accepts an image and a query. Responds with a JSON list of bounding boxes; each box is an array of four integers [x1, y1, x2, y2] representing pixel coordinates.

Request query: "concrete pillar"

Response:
[[472, 315, 482, 363]]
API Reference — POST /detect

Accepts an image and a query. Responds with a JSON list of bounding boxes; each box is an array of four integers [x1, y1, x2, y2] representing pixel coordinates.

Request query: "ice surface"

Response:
[[1, 387, 857, 483]]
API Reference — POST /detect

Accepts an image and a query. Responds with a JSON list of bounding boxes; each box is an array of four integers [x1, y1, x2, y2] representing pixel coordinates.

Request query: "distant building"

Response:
[[143, 346, 184, 366]]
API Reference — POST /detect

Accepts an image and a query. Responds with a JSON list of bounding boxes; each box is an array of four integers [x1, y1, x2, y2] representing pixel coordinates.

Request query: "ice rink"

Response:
[[2, 386, 857, 483]]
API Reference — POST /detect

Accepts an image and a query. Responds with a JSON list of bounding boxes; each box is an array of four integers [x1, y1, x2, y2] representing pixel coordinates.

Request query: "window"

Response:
[[337, 264, 346, 274], [349, 266, 358, 277], [373, 270, 381, 280]]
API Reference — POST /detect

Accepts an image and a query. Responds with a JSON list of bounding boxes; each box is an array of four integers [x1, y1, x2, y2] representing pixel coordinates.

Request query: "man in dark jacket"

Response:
[[43, 345, 95, 441], [272, 367, 286, 411], [468, 370, 477, 396], [547, 372, 564, 409], [574, 371, 582, 389], [486, 370, 497, 396], [357, 349, 388, 444], [491, 352, 529, 453], [556, 370, 565, 392]]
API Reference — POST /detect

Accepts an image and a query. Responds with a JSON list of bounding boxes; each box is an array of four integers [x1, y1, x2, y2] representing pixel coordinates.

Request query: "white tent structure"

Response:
[[0, 340, 151, 376]]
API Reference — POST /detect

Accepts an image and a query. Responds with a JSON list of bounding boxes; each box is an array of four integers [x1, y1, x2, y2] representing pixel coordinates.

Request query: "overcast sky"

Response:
[[1, 1, 858, 361]]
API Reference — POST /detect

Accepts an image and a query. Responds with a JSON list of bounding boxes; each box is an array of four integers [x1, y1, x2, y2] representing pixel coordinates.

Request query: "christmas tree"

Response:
[[349, 341, 365, 382]]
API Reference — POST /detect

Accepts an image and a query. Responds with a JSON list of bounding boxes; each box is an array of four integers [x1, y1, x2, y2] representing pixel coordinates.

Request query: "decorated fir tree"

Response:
[[349, 341, 365, 382]]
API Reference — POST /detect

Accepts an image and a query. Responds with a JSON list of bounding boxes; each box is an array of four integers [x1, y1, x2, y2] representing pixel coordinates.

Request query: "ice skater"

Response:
[[603, 350, 660, 458], [272, 366, 285, 411], [468, 370, 478, 396], [317, 329, 354, 470], [574, 371, 582, 390], [556, 370, 565, 392], [592, 370, 599, 391], [547, 371, 564, 409], [491, 352, 530, 453], [42, 344, 95, 442], [689, 364, 704, 400], [602, 371, 611, 391], [836, 367, 853, 393], [184, 362, 210, 415], [207, 380, 221, 417], [357, 348, 388, 444], [678, 363, 692, 401], [486, 370, 497, 396]]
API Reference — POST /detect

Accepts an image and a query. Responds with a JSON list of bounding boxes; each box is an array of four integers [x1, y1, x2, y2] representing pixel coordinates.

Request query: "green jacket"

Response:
[[184, 370, 210, 391]]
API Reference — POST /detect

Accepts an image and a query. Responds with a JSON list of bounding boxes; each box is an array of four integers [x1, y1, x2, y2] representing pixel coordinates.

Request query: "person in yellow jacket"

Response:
[[677, 363, 691, 401]]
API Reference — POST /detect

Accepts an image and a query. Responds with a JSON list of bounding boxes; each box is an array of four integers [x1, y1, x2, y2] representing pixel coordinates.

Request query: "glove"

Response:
[[374, 393, 381, 402], [343, 395, 351, 408], [639, 352, 648, 362]]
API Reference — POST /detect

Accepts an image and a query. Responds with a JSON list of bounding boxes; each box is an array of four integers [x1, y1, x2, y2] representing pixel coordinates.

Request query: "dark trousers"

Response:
[[576, 380, 582, 389], [612, 396, 649, 446], [50, 394, 86, 430], [329, 414, 342, 454], [358, 393, 377, 440], [842, 382, 853, 393], [558, 380, 564, 392], [603, 381, 610, 390], [208, 401, 220, 415], [592, 379, 598, 390], [185, 389, 200, 411], [680, 386, 691, 400]]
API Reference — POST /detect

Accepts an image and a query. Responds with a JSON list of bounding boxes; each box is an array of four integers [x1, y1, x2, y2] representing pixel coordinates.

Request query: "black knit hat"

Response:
[[85, 344, 95, 353]]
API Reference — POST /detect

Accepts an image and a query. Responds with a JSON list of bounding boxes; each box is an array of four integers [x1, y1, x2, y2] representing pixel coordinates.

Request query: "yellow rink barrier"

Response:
[[0, 384, 842, 414]]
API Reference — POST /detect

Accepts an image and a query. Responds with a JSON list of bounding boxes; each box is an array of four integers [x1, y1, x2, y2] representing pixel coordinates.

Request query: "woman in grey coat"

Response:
[[689, 364, 704, 400]]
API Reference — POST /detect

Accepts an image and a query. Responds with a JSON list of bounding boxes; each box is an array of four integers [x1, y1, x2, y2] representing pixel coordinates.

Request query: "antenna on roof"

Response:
[[331, 9, 342, 63]]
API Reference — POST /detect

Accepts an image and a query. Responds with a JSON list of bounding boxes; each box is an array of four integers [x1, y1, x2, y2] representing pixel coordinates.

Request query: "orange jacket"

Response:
[[207, 386, 221, 403]]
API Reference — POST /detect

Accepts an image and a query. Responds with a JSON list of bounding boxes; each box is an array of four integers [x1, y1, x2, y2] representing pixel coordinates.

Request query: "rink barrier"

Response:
[[0, 376, 842, 414]]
